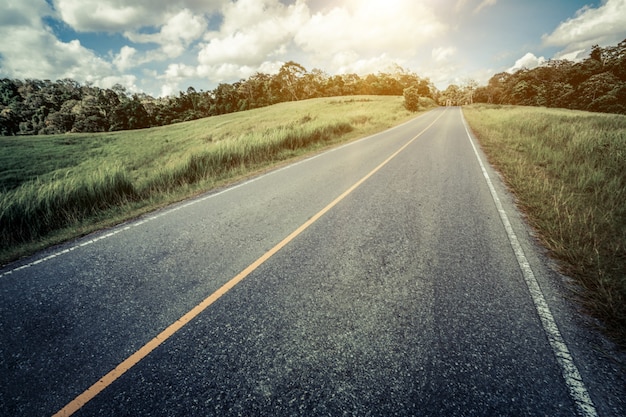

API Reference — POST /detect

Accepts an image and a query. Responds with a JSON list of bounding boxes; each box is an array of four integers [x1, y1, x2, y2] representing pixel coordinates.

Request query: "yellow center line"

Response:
[[52, 108, 446, 417]]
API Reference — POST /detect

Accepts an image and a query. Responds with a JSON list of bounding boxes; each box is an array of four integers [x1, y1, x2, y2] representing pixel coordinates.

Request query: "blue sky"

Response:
[[1, 0, 625, 97]]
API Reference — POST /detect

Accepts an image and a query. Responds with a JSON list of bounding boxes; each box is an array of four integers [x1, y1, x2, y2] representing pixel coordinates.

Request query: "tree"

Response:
[[72, 94, 109, 132], [580, 73, 625, 112], [276, 61, 307, 101], [403, 86, 420, 112], [324, 75, 345, 97], [341, 74, 363, 96], [0, 79, 22, 106], [0, 107, 20, 135], [210, 83, 240, 115], [109, 95, 151, 131], [463, 79, 478, 104], [301, 68, 327, 99], [44, 99, 78, 134], [416, 79, 432, 98], [440, 84, 462, 106]]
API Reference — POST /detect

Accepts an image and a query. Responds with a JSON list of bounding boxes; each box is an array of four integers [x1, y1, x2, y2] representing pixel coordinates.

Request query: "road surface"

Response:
[[1, 107, 625, 416]]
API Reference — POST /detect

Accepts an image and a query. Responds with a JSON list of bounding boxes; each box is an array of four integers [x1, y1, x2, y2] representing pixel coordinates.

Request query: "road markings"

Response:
[[461, 110, 598, 417], [52, 109, 447, 417]]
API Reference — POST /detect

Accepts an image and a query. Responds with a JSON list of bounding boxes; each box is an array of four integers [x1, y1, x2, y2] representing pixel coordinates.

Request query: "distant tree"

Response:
[[72, 94, 109, 132], [301, 68, 327, 99], [0, 79, 23, 135], [416, 79, 432, 98], [0, 79, 22, 106], [341, 73, 363, 96], [109, 95, 151, 131], [471, 38, 626, 115], [580, 73, 626, 113], [1, 61, 448, 135], [210, 83, 240, 115], [463, 79, 478, 104], [0, 107, 20, 135], [276, 61, 307, 101], [325, 75, 345, 97], [403, 86, 420, 112], [440, 84, 462, 106], [44, 99, 78, 134]]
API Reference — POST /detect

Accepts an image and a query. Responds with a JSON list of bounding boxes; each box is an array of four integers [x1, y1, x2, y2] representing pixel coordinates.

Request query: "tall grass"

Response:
[[463, 104, 626, 346], [1, 96, 435, 263], [145, 119, 353, 192], [1, 166, 137, 245]]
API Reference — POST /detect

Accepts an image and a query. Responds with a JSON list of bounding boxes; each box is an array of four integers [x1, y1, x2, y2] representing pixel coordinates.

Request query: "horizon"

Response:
[[1, 0, 626, 97]]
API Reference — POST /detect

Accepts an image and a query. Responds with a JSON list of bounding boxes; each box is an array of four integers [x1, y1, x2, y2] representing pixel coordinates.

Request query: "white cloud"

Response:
[[0, 3, 110, 81], [295, 0, 446, 66], [542, 0, 626, 53], [124, 9, 206, 59], [196, 0, 308, 81], [432, 47, 457, 63], [508, 52, 546, 73], [199, 31, 279, 67], [454, 0, 469, 12], [158, 63, 198, 97], [474, 0, 497, 14], [99, 74, 139, 92], [113, 46, 138, 71], [54, 0, 159, 32], [0, 0, 144, 93], [554, 49, 587, 62], [454, 0, 497, 14], [52, 0, 225, 32], [333, 52, 402, 76]]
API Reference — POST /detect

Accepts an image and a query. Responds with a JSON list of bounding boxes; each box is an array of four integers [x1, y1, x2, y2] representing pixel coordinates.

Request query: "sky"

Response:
[[1, 0, 625, 97]]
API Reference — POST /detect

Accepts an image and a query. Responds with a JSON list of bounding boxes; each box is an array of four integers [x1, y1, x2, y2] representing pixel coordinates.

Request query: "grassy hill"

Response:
[[464, 104, 626, 347], [0, 96, 435, 264], [3, 96, 624, 345]]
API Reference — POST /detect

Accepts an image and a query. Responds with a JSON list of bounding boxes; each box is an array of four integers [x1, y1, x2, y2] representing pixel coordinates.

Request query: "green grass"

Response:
[[463, 104, 626, 346], [1, 96, 436, 264]]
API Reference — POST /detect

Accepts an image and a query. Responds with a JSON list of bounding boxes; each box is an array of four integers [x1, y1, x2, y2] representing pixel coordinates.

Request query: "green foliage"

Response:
[[110, 96, 151, 131], [0, 79, 154, 135], [403, 86, 420, 112], [1, 167, 137, 245], [0, 96, 419, 262], [474, 39, 626, 115], [464, 104, 626, 346], [0, 63, 436, 136]]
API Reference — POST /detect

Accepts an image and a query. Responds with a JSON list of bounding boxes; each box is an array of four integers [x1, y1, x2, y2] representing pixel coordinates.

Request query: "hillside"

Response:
[[0, 95, 436, 264]]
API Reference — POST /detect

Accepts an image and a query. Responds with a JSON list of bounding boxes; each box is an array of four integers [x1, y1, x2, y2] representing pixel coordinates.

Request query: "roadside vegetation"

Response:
[[471, 40, 626, 114], [463, 104, 626, 346], [438, 39, 626, 114], [0, 62, 435, 136], [0, 95, 436, 264]]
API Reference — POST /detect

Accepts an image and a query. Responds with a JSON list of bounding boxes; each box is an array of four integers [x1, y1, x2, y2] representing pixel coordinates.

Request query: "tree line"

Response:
[[3, 38, 623, 137], [0, 62, 434, 136], [473, 39, 626, 114]]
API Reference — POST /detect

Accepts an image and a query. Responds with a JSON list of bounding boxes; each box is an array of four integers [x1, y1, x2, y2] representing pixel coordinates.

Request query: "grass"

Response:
[[463, 104, 626, 347], [1, 95, 436, 264]]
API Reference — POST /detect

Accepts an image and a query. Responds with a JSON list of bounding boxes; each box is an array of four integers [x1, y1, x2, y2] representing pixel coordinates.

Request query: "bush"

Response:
[[403, 86, 420, 112]]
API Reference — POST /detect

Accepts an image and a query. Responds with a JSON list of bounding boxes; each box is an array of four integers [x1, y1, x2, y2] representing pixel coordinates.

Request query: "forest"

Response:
[[0, 62, 432, 136], [1, 39, 624, 136], [470, 39, 626, 113]]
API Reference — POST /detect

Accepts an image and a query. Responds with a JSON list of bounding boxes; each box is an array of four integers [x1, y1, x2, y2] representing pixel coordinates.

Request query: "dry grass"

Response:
[[463, 104, 626, 346]]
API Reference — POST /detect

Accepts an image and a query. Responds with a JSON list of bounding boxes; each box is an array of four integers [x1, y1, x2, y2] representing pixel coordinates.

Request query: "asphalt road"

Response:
[[1, 107, 625, 416]]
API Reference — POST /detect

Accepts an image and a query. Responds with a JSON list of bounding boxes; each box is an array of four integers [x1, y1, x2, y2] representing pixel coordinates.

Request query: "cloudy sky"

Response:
[[1, 0, 625, 97]]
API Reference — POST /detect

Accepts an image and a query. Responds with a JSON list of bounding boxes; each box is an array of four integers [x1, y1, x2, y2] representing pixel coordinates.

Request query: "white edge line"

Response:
[[1, 110, 436, 279], [460, 109, 598, 417]]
